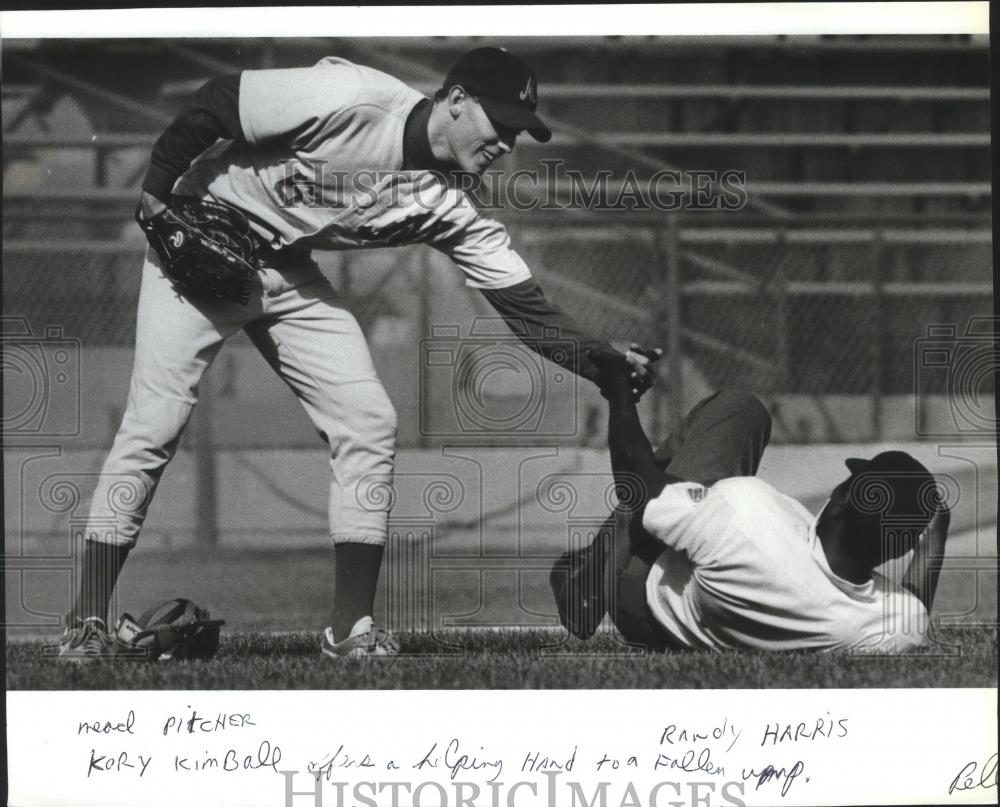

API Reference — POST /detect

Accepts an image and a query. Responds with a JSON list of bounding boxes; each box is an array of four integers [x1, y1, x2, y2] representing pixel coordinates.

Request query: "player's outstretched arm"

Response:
[[900, 503, 951, 613], [588, 349, 669, 513], [480, 280, 661, 399]]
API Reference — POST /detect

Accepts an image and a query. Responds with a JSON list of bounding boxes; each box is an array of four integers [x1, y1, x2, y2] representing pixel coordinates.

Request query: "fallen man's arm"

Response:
[[900, 503, 951, 613]]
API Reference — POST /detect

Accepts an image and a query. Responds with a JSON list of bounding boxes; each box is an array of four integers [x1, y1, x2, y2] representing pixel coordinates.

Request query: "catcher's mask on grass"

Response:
[[116, 598, 225, 661]]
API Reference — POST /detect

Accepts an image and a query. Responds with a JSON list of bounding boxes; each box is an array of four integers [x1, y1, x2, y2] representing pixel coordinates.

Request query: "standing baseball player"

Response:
[[58, 47, 660, 659], [551, 351, 950, 653]]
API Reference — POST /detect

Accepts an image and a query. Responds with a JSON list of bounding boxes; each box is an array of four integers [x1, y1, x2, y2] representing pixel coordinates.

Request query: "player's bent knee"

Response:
[[355, 386, 397, 447], [116, 394, 194, 460], [371, 407, 398, 462], [376, 396, 398, 443]]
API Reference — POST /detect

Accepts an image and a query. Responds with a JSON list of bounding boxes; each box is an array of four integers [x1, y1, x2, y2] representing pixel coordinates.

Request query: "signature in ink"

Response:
[[949, 752, 998, 795]]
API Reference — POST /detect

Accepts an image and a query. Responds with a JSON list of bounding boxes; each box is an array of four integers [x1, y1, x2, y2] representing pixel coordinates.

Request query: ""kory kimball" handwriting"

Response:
[[78, 706, 267, 780], [85, 740, 283, 778]]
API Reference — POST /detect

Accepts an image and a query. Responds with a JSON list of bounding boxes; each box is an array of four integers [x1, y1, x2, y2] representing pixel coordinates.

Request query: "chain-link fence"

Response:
[[510, 213, 994, 442], [3, 198, 993, 448]]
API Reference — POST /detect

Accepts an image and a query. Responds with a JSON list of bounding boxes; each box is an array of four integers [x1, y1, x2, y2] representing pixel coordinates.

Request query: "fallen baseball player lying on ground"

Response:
[[550, 350, 950, 653]]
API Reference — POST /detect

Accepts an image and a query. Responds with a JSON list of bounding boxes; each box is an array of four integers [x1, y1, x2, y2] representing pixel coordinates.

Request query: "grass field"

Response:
[[7, 626, 998, 690], [6, 546, 997, 690]]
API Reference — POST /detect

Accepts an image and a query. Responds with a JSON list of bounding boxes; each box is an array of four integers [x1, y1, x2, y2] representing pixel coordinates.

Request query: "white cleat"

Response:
[[320, 616, 400, 658]]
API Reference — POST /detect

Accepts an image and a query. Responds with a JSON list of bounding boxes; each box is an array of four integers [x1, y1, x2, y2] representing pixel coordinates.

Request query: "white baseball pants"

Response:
[[84, 247, 397, 548]]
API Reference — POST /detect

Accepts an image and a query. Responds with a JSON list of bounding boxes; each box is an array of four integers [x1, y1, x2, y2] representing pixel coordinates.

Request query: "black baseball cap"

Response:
[[443, 47, 552, 143], [845, 450, 939, 521]]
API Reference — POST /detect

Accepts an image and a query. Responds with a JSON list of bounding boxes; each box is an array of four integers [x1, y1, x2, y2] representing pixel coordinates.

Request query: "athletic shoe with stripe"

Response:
[[56, 616, 152, 660], [321, 616, 400, 658], [56, 616, 119, 660]]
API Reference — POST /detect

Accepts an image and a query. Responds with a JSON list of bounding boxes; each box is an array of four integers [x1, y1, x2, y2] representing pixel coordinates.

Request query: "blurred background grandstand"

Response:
[[3, 36, 995, 608]]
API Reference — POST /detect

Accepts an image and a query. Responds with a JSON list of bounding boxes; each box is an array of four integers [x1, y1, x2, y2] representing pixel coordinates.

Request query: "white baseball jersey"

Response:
[[173, 57, 532, 290], [641, 477, 929, 653]]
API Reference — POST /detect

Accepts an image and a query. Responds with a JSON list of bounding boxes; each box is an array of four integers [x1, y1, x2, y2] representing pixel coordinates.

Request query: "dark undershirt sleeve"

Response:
[[479, 279, 618, 384], [141, 73, 243, 200], [604, 378, 670, 512]]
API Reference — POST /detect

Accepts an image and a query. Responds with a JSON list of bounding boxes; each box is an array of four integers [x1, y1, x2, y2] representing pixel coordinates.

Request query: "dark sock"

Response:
[[70, 542, 130, 626], [331, 542, 384, 641]]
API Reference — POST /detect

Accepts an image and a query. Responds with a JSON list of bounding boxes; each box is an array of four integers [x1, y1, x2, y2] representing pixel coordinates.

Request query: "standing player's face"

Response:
[[447, 94, 517, 174]]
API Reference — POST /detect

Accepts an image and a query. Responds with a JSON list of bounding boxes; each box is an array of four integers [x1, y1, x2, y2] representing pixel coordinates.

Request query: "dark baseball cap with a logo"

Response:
[[845, 450, 939, 522], [443, 47, 552, 142]]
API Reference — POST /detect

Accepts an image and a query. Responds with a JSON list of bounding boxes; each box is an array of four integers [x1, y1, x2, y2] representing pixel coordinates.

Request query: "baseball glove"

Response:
[[136, 197, 260, 305], [114, 598, 225, 661]]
